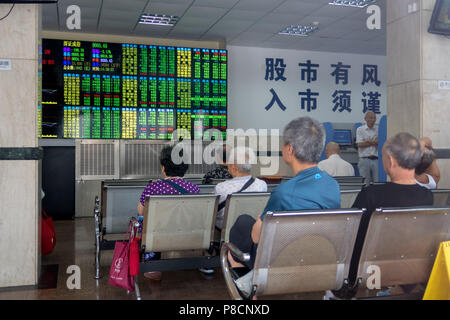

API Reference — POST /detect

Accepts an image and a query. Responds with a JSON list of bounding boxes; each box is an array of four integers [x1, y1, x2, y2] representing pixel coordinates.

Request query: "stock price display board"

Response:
[[41, 39, 227, 140]]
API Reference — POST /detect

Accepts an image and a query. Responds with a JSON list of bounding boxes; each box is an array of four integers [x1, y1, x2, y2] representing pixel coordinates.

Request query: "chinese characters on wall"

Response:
[[264, 57, 382, 114]]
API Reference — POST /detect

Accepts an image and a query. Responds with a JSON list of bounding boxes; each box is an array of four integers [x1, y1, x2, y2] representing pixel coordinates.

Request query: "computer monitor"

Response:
[[333, 129, 352, 146]]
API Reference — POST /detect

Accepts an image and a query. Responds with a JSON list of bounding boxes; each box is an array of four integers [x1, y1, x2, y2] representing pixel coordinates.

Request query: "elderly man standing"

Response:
[[227, 117, 340, 277], [329, 132, 433, 299], [318, 142, 355, 177], [356, 111, 378, 184]]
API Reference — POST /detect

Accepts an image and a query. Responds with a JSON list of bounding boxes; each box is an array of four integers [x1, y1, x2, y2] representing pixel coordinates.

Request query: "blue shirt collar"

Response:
[[293, 166, 321, 180]]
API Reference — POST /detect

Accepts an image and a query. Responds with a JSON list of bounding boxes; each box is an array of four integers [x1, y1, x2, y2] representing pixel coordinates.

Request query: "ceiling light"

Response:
[[328, 0, 376, 8], [279, 25, 319, 36], [139, 14, 179, 26]]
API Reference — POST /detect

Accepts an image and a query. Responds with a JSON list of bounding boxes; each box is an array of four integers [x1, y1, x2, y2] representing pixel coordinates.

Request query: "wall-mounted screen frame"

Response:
[[40, 39, 227, 141]]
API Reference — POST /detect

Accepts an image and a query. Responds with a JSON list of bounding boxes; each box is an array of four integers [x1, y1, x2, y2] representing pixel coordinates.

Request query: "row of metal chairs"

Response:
[[94, 177, 450, 298], [130, 190, 450, 299], [93, 185, 450, 283], [221, 205, 450, 299]]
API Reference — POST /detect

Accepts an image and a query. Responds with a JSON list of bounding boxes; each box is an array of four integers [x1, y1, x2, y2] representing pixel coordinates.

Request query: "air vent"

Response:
[[120, 141, 217, 178], [76, 140, 119, 180], [121, 141, 168, 179]]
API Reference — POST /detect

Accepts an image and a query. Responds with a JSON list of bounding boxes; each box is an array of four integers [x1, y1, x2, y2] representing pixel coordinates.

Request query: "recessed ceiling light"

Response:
[[329, 0, 376, 8], [279, 25, 319, 36], [139, 14, 179, 26]]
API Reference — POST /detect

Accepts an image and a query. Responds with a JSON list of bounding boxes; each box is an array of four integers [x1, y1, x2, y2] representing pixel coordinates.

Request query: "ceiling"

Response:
[[42, 0, 386, 55]]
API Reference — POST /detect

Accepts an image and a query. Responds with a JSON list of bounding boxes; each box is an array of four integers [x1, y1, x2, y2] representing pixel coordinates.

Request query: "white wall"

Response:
[[227, 45, 386, 130]]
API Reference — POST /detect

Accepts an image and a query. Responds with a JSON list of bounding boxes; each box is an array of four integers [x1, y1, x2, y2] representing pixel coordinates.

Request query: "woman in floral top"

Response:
[[137, 145, 200, 280]]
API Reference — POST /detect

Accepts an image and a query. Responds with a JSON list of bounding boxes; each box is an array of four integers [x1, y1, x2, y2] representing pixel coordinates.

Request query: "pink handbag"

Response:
[[108, 221, 138, 292], [129, 236, 141, 277], [108, 240, 135, 292]]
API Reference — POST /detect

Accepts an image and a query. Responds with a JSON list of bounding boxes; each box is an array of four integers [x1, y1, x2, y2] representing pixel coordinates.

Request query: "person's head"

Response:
[[226, 146, 256, 177], [415, 145, 435, 175], [364, 111, 376, 129], [382, 132, 422, 180], [160, 145, 189, 177], [215, 144, 229, 166], [282, 117, 325, 166], [420, 137, 433, 150], [325, 142, 341, 159]]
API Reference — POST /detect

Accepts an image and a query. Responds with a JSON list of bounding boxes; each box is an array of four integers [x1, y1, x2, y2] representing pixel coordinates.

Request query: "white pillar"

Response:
[[387, 0, 450, 187], [0, 4, 41, 287]]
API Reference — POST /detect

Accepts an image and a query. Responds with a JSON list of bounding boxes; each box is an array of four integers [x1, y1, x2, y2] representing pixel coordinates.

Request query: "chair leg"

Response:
[[134, 276, 142, 300], [94, 240, 101, 279], [94, 213, 102, 279]]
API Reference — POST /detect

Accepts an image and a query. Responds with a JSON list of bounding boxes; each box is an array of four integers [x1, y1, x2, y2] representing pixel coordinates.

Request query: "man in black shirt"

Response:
[[332, 132, 433, 298]]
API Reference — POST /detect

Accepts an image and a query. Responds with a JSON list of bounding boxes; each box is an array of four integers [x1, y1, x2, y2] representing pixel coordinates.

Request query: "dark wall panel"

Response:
[[42, 147, 75, 220]]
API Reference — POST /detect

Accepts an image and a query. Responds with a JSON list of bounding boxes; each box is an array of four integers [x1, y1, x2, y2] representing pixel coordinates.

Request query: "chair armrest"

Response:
[[220, 242, 251, 300], [222, 242, 251, 263]]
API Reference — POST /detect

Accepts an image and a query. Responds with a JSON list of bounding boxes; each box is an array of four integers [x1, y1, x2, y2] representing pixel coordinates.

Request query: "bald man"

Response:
[[356, 111, 378, 184], [318, 142, 355, 177]]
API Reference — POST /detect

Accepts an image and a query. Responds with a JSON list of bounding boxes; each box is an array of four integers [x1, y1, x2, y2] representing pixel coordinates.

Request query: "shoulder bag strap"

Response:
[[163, 179, 189, 195], [217, 177, 256, 211], [237, 177, 255, 193]]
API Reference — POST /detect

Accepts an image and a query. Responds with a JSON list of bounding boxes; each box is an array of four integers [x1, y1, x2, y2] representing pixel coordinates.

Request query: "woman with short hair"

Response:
[[137, 145, 200, 280]]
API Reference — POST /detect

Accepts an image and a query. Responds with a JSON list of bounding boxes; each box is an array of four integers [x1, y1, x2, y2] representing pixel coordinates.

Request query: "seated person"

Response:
[[331, 132, 433, 298], [137, 145, 200, 280], [415, 137, 440, 189], [318, 142, 355, 177], [214, 146, 268, 230], [201, 146, 267, 276], [227, 117, 341, 277], [202, 145, 232, 184]]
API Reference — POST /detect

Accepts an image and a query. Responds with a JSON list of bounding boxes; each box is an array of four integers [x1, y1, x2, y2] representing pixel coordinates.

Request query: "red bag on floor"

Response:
[[129, 237, 141, 276], [41, 209, 56, 255], [108, 220, 140, 292], [108, 240, 135, 292]]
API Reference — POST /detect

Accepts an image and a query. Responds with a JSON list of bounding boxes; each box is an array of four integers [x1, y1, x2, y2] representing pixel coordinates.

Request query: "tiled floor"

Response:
[[0, 218, 325, 300]]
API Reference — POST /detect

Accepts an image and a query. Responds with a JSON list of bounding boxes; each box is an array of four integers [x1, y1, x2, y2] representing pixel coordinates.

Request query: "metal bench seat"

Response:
[[357, 206, 450, 290], [221, 208, 364, 299]]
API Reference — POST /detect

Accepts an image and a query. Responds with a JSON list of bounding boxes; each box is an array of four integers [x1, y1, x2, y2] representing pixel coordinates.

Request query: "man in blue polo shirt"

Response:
[[228, 117, 340, 273], [260, 166, 340, 220]]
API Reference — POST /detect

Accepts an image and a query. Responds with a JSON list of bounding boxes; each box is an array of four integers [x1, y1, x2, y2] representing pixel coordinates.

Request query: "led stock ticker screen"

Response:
[[41, 39, 228, 140]]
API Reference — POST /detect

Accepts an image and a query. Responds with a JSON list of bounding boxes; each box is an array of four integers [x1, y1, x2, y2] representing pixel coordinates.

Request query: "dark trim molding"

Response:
[[0, 147, 43, 160], [256, 151, 282, 157], [257, 149, 450, 160], [435, 149, 450, 159]]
